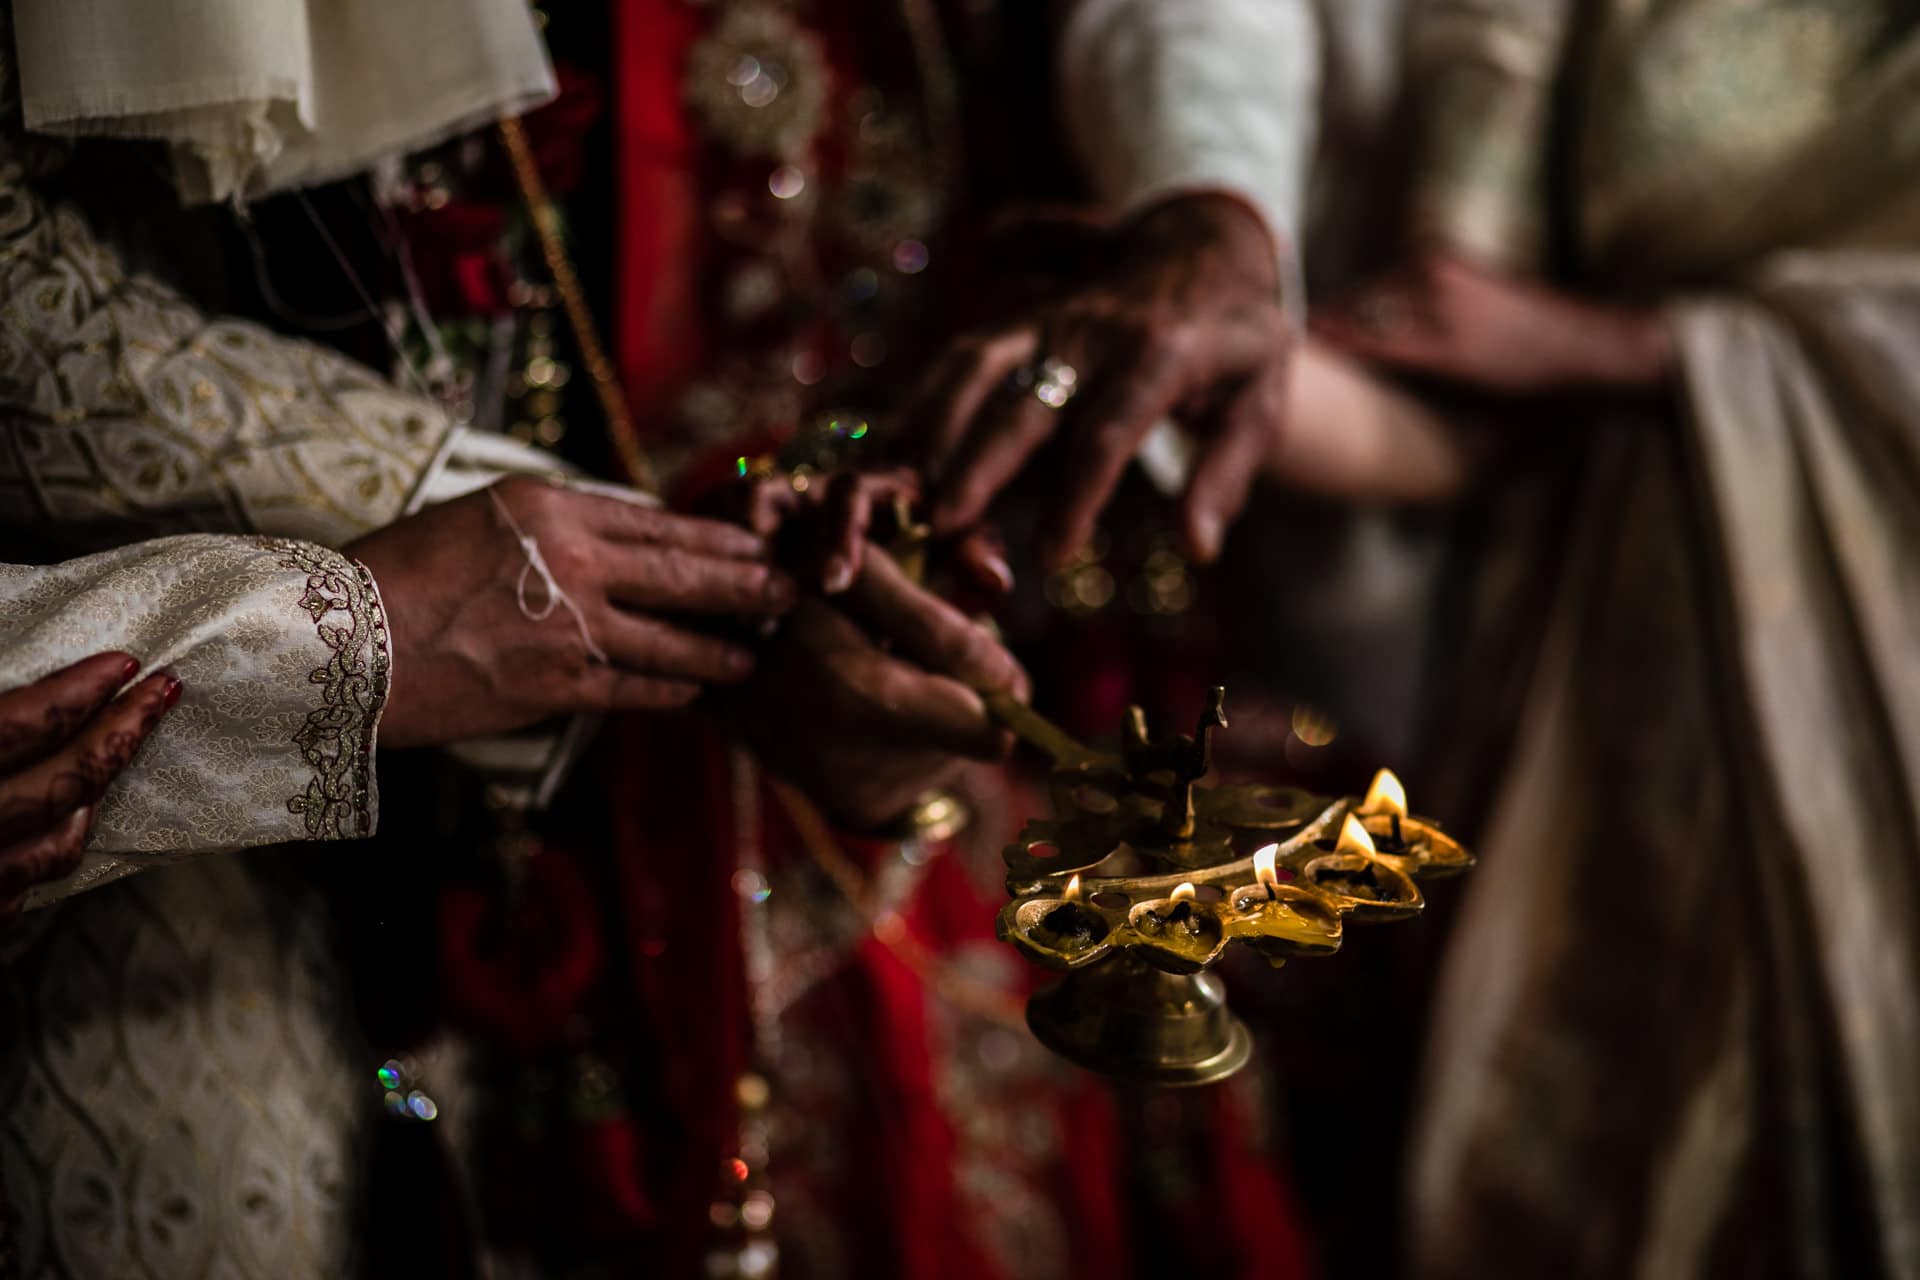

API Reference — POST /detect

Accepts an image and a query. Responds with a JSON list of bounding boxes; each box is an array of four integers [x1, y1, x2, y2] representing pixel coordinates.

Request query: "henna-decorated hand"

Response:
[[346, 476, 798, 749], [0, 653, 180, 922], [901, 192, 1292, 568], [1315, 253, 1676, 396], [709, 548, 1029, 833]]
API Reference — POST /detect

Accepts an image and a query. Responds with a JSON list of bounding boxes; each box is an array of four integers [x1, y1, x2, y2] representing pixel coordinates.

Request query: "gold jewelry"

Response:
[[498, 115, 660, 494], [1012, 355, 1080, 410]]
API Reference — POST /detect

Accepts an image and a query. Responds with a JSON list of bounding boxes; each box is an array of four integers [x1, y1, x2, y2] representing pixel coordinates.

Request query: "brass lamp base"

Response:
[[991, 686, 1474, 1087], [1025, 954, 1253, 1088]]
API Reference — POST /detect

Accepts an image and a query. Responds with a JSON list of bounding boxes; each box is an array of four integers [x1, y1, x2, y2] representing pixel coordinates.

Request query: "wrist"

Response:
[[1583, 307, 1677, 393], [1125, 190, 1286, 298], [831, 787, 971, 845]]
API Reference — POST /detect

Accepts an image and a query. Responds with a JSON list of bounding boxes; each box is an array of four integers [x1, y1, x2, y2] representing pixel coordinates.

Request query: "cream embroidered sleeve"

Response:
[[1, 534, 391, 906], [1059, 0, 1319, 311], [0, 146, 460, 552]]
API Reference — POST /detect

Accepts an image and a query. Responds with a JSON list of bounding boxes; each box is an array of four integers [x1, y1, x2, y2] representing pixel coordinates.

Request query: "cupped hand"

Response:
[[0, 653, 179, 920], [1315, 252, 1675, 396], [347, 476, 797, 749], [709, 548, 1029, 833], [901, 192, 1293, 567]]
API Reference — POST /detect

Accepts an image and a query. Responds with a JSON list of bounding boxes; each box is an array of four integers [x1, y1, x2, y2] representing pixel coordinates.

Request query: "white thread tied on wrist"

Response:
[[486, 485, 610, 665]]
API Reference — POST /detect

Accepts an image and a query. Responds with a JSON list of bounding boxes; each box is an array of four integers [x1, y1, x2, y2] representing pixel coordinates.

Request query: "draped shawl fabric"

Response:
[[1406, 4, 1920, 1276]]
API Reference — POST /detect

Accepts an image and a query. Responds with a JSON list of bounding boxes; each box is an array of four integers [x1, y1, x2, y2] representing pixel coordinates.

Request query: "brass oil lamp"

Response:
[[985, 687, 1473, 1086]]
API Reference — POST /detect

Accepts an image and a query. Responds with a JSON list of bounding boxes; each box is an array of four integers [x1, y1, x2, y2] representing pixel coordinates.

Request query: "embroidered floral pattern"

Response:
[[0, 138, 456, 554], [258, 539, 389, 839]]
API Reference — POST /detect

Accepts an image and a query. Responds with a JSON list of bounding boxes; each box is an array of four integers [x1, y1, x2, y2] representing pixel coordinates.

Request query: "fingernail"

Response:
[[762, 571, 797, 612], [120, 655, 141, 682], [161, 676, 184, 709], [822, 558, 854, 595], [981, 553, 1014, 595], [1191, 513, 1222, 562]]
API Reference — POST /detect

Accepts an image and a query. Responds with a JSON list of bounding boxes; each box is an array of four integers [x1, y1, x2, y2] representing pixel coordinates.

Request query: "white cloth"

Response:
[[11, 0, 556, 203], [1059, 0, 1320, 317], [1060, 0, 1418, 311]]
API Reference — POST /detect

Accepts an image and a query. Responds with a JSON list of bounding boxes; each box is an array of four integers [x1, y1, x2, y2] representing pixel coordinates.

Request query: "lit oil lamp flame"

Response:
[[1253, 844, 1281, 898], [1170, 882, 1197, 903], [1336, 813, 1377, 856], [1359, 767, 1407, 818], [1064, 873, 1084, 903]]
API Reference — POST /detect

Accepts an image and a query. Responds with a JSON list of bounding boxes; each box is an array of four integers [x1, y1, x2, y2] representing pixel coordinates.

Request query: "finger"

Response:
[[745, 480, 801, 538], [819, 469, 918, 594], [842, 550, 1029, 699], [1038, 330, 1188, 568], [1181, 368, 1285, 562], [863, 662, 1012, 761], [1042, 312, 1285, 568], [953, 526, 1015, 597], [0, 806, 91, 901], [598, 610, 758, 684], [927, 359, 1066, 537], [582, 492, 771, 560], [602, 542, 797, 616], [902, 329, 1037, 487], [577, 669, 703, 712], [0, 672, 177, 845], [0, 651, 140, 772]]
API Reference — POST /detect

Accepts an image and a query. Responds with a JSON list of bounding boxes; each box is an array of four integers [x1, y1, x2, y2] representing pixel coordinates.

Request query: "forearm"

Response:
[[1266, 338, 1486, 503], [1, 534, 392, 903]]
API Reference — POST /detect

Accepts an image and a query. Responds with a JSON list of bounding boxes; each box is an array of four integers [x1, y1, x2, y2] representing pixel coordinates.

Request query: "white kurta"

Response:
[[0, 125, 522, 1275]]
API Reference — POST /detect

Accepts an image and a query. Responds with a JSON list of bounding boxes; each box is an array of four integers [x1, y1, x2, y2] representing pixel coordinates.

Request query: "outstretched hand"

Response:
[[0, 653, 179, 920], [898, 192, 1293, 568], [348, 476, 797, 749]]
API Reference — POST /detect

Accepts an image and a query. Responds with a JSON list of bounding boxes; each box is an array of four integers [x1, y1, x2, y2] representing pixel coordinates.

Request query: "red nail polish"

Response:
[[162, 677, 184, 709], [120, 655, 141, 682]]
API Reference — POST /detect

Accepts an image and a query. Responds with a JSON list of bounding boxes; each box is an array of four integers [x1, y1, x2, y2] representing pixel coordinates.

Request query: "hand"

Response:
[[709, 549, 1029, 832], [726, 465, 1016, 602], [903, 192, 1293, 567], [1315, 252, 1675, 396], [0, 653, 179, 921], [346, 476, 797, 749]]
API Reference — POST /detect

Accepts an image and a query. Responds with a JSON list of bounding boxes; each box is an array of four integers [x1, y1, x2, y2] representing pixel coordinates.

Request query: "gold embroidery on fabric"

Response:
[[257, 539, 389, 838], [0, 140, 456, 551]]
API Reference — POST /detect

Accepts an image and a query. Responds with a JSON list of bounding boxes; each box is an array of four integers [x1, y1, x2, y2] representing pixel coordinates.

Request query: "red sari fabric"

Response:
[[603, 718, 1312, 1280], [599, 2, 1316, 1274]]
